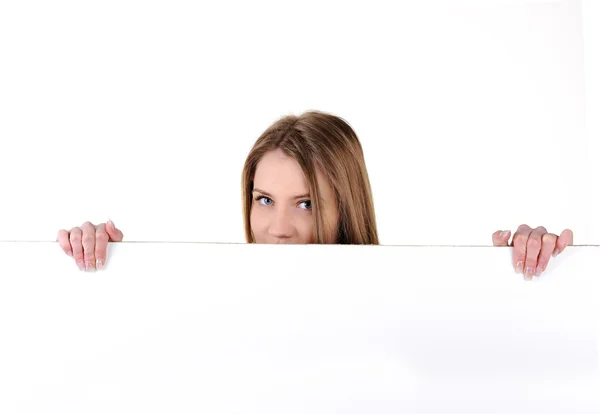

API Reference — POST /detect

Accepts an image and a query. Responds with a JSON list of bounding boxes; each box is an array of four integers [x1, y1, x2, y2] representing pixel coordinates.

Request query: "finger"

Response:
[[512, 224, 533, 275], [94, 223, 109, 269], [57, 229, 73, 257], [80, 222, 97, 272], [554, 229, 574, 256], [492, 230, 511, 246], [535, 233, 557, 276], [106, 219, 124, 242], [69, 228, 85, 271], [523, 226, 547, 280]]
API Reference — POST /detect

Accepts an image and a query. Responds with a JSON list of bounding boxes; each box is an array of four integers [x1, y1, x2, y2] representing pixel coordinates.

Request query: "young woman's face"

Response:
[[250, 149, 339, 244]]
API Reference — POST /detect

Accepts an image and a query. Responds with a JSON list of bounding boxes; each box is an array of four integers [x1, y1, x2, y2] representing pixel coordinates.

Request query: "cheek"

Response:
[[250, 206, 275, 241], [250, 207, 262, 231], [293, 213, 315, 243]]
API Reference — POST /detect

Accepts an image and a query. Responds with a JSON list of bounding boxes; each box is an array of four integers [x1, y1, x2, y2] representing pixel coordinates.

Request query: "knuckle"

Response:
[[526, 238, 540, 250], [542, 233, 557, 244], [95, 231, 109, 242], [513, 233, 527, 245], [69, 230, 82, 242], [82, 235, 95, 245]]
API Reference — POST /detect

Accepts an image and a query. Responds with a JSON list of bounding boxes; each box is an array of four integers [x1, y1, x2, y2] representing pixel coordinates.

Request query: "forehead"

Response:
[[253, 149, 307, 195]]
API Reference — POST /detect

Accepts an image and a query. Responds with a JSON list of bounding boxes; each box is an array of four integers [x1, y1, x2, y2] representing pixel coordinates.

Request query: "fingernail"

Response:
[[525, 267, 534, 277], [535, 266, 544, 276], [85, 262, 95, 272], [76, 261, 85, 271], [501, 230, 510, 238], [552, 248, 559, 257], [67, 251, 73, 257], [515, 261, 524, 274], [96, 259, 103, 269], [108, 219, 114, 227]]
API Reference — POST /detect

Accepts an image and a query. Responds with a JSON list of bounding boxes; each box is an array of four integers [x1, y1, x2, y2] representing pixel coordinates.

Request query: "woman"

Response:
[[57, 111, 573, 280]]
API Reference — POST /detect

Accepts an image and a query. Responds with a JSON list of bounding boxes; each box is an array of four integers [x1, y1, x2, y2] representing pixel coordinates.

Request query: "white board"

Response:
[[0, 242, 598, 413]]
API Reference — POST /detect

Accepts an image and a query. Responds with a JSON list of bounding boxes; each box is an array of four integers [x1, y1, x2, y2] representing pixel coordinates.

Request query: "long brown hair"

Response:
[[241, 111, 379, 244]]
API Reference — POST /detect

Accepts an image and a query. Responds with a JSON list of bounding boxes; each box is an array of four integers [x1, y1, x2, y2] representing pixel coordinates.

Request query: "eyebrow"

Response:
[[253, 188, 310, 200]]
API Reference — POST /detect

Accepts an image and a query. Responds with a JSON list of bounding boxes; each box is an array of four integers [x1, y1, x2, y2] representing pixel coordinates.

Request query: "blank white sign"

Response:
[[0, 242, 598, 413]]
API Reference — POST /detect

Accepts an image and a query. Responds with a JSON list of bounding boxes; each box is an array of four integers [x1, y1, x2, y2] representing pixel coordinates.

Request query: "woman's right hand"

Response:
[[57, 220, 124, 271]]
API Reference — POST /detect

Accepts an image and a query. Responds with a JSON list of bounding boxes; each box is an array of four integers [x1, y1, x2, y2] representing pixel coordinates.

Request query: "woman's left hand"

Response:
[[492, 224, 573, 280]]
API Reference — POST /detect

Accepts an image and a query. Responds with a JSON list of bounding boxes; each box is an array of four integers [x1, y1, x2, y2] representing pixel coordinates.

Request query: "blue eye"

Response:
[[299, 200, 312, 210], [256, 196, 273, 206]]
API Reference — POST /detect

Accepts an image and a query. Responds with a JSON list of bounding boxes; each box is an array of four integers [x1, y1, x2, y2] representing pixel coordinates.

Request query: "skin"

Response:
[[250, 149, 339, 244], [492, 225, 573, 281], [57, 150, 573, 280], [57, 220, 123, 271]]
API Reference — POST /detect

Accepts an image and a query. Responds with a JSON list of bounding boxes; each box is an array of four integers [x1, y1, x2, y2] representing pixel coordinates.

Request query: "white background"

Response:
[[0, 0, 598, 245]]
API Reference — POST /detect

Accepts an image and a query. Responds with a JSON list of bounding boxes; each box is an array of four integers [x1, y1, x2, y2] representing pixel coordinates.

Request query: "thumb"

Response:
[[106, 219, 124, 242], [492, 230, 511, 246], [554, 228, 574, 256]]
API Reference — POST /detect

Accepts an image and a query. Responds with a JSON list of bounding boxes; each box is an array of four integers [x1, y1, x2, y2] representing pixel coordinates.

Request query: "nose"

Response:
[[268, 207, 294, 241]]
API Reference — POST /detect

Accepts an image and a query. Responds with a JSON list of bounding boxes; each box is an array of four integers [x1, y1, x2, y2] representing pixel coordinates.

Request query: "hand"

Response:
[[57, 220, 124, 271], [492, 224, 573, 281]]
